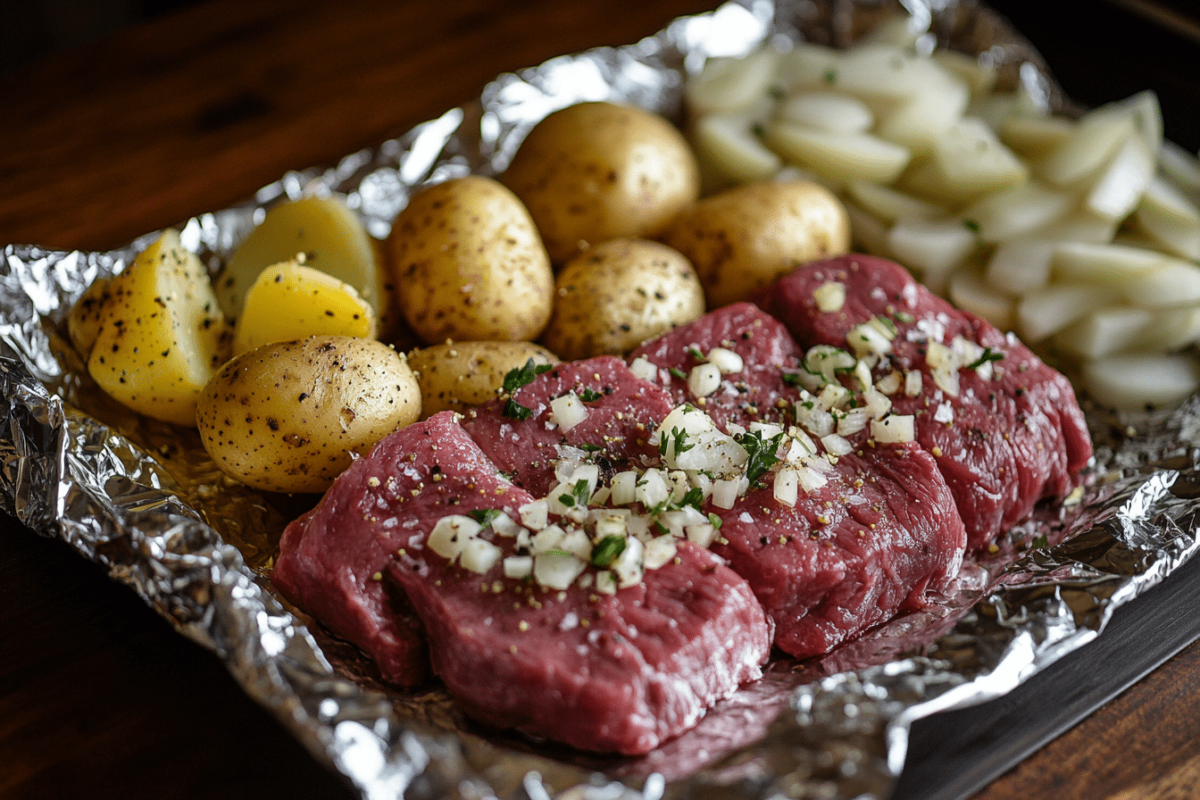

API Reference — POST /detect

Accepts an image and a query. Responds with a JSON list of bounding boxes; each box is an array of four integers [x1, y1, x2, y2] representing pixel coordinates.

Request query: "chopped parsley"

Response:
[[963, 218, 981, 234], [707, 512, 723, 529], [578, 386, 604, 402], [782, 371, 804, 387], [669, 366, 688, 380], [1032, 534, 1049, 550], [967, 347, 1005, 370], [467, 508, 501, 526], [686, 346, 705, 361], [591, 535, 626, 567], [501, 359, 553, 420], [557, 478, 592, 508], [577, 442, 603, 452], [823, 68, 837, 84], [737, 429, 786, 487]]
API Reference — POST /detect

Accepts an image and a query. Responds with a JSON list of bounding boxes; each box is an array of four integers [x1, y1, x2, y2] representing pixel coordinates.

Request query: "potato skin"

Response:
[[661, 179, 851, 307], [389, 175, 554, 344], [196, 335, 421, 493], [540, 238, 705, 360], [502, 102, 701, 264], [407, 340, 558, 418]]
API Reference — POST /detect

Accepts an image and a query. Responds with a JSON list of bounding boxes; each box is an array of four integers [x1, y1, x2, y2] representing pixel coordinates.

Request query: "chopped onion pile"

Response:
[[685, 17, 1200, 409]]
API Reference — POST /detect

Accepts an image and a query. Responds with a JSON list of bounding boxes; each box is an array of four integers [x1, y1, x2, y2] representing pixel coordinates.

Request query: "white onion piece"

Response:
[[549, 392, 587, 432], [871, 414, 915, 442], [533, 552, 587, 591], [1081, 353, 1200, 410], [460, 538, 503, 574]]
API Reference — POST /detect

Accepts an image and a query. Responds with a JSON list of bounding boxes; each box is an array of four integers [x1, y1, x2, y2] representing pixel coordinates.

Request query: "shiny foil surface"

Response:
[[2, 1, 1198, 798]]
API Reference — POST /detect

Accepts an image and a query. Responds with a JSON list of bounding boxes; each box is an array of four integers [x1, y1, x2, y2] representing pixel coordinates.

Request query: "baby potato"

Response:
[[502, 101, 701, 264], [389, 175, 554, 343], [215, 194, 387, 327], [540, 238, 705, 360], [231, 258, 375, 356], [87, 229, 231, 426], [661, 179, 851, 307], [196, 335, 421, 493], [407, 340, 558, 418]]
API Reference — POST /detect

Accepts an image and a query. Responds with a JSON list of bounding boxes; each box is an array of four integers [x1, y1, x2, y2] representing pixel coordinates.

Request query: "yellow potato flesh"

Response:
[[232, 260, 375, 356], [87, 229, 230, 426], [216, 195, 383, 324]]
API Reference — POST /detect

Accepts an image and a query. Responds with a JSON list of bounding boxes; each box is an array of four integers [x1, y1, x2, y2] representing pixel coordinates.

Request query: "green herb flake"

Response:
[[669, 366, 688, 380], [782, 372, 804, 387], [578, 387, 603, 402], [500, 358, 553, 420], [967, 347, 1005, 370], [467, 508, 501, 526], [738, 429, 786, 487], [963, 218, 981, 234], [823, 68, 837, 84], [707, 512, 723, 529], [591, 535, 626, 568]]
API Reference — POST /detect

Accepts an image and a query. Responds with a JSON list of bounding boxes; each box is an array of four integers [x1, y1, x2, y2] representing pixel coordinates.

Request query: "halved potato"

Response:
[[87, 229, 231, 426], [232, 258, 375, 356], [215, 194, 383, 324]]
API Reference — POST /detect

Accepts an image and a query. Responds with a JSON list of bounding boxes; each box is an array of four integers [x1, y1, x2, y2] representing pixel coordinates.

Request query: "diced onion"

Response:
[[503, 555, 533, 580], [711, 477, 742, 509], [821, 433, 853, 456], [534, 552, 587, 590], [549, 391, 587, 432], [688, 362, 722, 397], [643, 536, 678, 569], [628, 356, 658, 382], [707, 347, 745, 374], [610, 471, 639, 506], [870, 414, 915, 443], [773, 466, 799, 507], [813, 281, 847, 312], [427, 515, 482, 562], [519, 499, 549, 530], [460, 538, 503, 574]]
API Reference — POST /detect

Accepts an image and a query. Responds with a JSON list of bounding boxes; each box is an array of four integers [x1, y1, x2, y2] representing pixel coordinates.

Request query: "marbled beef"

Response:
[[751, 254, 1093, 548]]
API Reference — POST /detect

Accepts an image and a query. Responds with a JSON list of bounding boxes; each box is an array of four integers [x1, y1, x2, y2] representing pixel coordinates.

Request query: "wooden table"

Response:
[[2, 1, 1199, 798]]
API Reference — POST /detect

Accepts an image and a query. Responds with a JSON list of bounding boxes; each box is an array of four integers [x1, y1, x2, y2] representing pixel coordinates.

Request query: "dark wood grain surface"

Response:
[[2, 1, 1199, 798]]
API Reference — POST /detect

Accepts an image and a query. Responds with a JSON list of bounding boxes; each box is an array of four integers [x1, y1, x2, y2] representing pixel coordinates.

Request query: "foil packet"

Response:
[[3, 1, 1199, 798]]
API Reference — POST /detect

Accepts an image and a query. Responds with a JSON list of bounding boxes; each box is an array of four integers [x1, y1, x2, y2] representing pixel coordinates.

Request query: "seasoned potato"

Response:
[[215, 194, 387, 326], [540, 238, 705, 360], [388, 176, 554, 343], [196, 335, 420, 493], [502, 102, 701, 264], [87, 229, 231, 426], [67, 274, 112, 357], [231, 258, 375, 356], [407, 340, 558, 417], [661, 179, 850, 307]]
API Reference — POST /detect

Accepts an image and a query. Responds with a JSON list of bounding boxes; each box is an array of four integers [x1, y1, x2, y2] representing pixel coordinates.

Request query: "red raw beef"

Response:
[[276, 411, 770, 754], [627, 302, 803, 432], [751, 253, 1093, 548], [273, 412, 535, 686], [460, 355, 675, 495], [629, 302, 966, 657]]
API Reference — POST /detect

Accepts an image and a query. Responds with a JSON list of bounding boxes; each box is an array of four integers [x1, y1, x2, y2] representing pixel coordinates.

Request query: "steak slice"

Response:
[[710, 443, 964, 658], [460, 355, 675, 496], [751, 253, 1093, 548], [273, 412, 537, 686], [627, 302, 803, 432], [276, 410, 771, 754], [629, 301, 966, 658], [386, 538, 769, 755]]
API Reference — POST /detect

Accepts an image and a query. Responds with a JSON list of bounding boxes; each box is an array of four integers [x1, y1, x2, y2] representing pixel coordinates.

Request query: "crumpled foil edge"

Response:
[[3, 1, 1200, 799]]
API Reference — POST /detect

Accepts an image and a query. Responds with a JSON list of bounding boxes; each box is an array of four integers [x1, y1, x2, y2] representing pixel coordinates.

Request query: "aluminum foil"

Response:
[[3, 1, 1198, 798]]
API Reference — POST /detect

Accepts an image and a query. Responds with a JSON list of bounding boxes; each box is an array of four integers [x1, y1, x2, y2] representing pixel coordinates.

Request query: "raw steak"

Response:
[[460, 355, 675, 495], [629, 302, 966, 657], [751, 253, 1093, 548], [628, 302, 803, 432], [276, 411, 771, 754], [387, 538, 769, 755], [273, 412, 534, 686]]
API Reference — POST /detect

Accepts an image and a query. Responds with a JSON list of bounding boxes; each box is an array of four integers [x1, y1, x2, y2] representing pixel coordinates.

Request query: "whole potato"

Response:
[[502, 102, 701, 264], [540, 238, 705, 360], [389, 176, 554, 343], [196, 335, 421, 493], [661, 179, 850, 307], [407, 340, 558, 418]]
